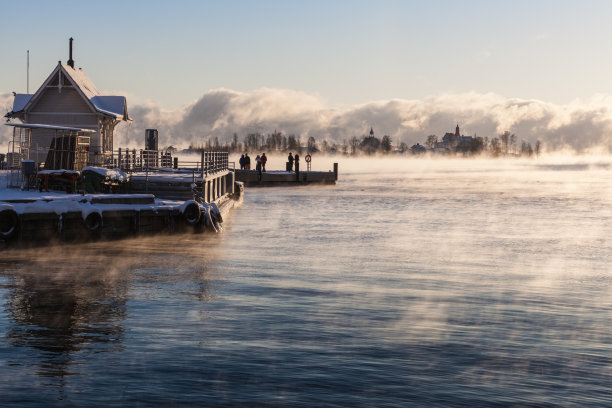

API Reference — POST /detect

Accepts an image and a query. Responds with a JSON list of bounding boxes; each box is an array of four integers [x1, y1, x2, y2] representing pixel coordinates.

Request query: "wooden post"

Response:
[[333, 163, 338, 181]]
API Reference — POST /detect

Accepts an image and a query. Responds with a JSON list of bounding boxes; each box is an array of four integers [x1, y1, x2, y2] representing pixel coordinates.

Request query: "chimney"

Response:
[[67, 37, 74, 68]]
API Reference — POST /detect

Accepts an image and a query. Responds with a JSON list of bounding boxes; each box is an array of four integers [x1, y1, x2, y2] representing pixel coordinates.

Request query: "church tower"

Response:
[[455, 123, 460, 138]]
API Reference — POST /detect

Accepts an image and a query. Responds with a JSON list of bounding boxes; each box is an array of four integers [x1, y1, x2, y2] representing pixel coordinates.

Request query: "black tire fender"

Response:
[[183, 201, 201, 226], [84, 212, 102, 232], [0, 209, 19, 240]]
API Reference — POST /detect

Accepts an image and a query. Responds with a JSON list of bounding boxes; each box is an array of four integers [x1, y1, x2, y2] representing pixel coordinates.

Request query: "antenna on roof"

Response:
[[67, 37, 74, 68], [26, 50, 29, 93]]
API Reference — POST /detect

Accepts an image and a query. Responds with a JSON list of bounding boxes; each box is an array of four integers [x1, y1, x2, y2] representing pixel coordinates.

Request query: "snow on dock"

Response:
[[0, 170, 241, 246]]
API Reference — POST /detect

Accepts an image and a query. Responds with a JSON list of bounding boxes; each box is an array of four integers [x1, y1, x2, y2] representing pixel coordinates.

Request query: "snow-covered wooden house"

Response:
[[5, 39, 130, 165]]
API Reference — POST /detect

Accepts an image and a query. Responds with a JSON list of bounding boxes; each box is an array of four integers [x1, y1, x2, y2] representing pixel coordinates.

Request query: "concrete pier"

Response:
[[234, 164, 338, 187]]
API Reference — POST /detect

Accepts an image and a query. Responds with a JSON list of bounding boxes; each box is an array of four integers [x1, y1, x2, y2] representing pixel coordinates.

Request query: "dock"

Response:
[[0, 148, 243, 247], [0, 186, 242, 247], [234, 163, 338, 186]]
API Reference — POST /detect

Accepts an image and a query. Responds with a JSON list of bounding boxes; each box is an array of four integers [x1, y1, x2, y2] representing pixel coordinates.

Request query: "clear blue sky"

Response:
[[2, 0, 612, 109]]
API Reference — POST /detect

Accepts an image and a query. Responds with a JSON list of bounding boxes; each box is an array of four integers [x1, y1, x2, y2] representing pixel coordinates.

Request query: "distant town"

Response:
[[183, 124, 542, 157]]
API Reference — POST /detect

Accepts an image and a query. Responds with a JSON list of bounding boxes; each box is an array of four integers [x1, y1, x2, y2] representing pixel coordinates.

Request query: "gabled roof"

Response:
[[6, 62, 131, 121], [62, 63, 100, 99]]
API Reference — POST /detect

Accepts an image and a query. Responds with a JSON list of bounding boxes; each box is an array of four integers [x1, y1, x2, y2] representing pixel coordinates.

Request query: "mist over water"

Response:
[[1, 156, 611, 406]]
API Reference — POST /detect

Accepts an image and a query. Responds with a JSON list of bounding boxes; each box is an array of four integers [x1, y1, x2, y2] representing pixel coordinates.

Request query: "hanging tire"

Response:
[[209, 203, 223, 224], [204, 206, 217, 232], [183, 202, 201, 226], [209, 206, 222, 232], [0, 209, 19, 240], [84, 212, 102, 235]]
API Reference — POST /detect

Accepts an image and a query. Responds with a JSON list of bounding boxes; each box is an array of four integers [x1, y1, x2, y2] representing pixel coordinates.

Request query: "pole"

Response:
[[27, 50, 29, 93], [201, 150, 205, 178]]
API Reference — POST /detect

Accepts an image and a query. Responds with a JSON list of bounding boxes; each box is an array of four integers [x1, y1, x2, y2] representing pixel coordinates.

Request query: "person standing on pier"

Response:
[[239, 154, 245, 170], [288, 152, 294, 172], [294, 153, 300, 173], [255, 155, 262, 180], [245, 153, 251, 170], [261, 153, 267, 172]]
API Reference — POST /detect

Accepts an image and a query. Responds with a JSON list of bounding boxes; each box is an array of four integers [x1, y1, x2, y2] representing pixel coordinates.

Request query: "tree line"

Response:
[[422, 131, 541, 157], [179, 129, 541, 157]]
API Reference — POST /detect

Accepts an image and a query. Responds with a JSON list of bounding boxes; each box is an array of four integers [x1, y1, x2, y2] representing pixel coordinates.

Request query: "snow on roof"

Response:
[[90, 96, 130, 120], [5, 123, 96, 132], [11, 94, 33, 113], [60, 64, 131, 121], [61, 64, 100, 99], [6, 63, 129, 121]]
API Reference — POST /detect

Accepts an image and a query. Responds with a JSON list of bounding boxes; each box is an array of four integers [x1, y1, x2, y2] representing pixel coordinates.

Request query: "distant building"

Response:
[[410, 143, 426, 154], [431, 124, 474, 154], [5, 38, 131, 165]]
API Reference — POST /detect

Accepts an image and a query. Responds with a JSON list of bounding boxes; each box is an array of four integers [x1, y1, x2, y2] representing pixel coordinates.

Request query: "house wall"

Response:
[[34, 88, 91, 113], [25, 84, 106, 164], [14, 66, 124, 166]]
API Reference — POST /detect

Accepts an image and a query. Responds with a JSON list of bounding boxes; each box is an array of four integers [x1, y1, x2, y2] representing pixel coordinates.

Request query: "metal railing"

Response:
[[200, 151, 229, 174], [108, 149, 229, 176]]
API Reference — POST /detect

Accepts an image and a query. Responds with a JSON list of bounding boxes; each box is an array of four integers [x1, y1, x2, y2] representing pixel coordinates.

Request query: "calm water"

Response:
[[1, 157, 611, 407]]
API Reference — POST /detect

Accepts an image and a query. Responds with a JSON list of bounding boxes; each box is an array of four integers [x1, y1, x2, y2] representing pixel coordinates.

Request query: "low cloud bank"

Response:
[[2, 89, 612, 152]]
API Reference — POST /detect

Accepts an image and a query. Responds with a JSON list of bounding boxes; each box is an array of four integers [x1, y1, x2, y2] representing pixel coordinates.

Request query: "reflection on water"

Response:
[[0, 235, 220, 390], [1, 157, 612, 407]]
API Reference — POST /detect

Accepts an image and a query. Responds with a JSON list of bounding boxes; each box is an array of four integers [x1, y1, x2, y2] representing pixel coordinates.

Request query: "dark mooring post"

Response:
[[295, 155, 300, 181], [201, 150, 205, 177], [333, 163, 338, 181], [173, 157, 178, 169]]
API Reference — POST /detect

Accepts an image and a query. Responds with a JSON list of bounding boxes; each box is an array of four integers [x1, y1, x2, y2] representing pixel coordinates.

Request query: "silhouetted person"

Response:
[[288, 152, 294, 172], [261, 153, 267, 172], [294, 154, 300, 174], [245, 153, 251, 170], [239, 154, 245, 170], [255, 155, 262, 180]]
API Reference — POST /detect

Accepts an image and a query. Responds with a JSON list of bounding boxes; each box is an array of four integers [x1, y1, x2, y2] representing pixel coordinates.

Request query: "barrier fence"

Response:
[[110, 149, 230, 175]]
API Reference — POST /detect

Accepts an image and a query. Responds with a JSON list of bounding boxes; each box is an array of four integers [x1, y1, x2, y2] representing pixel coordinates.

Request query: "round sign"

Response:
[[305, 154, 312, 163]]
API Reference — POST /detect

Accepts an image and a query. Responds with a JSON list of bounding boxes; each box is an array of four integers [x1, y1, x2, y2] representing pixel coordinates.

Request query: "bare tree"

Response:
[[500, 131, 510, 154], [426, 135, 438, 149], [350, 136, 359, 155], [307, 136, 318, 153], [490, 138, 501, 156], [381, 135, 392, 153]]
